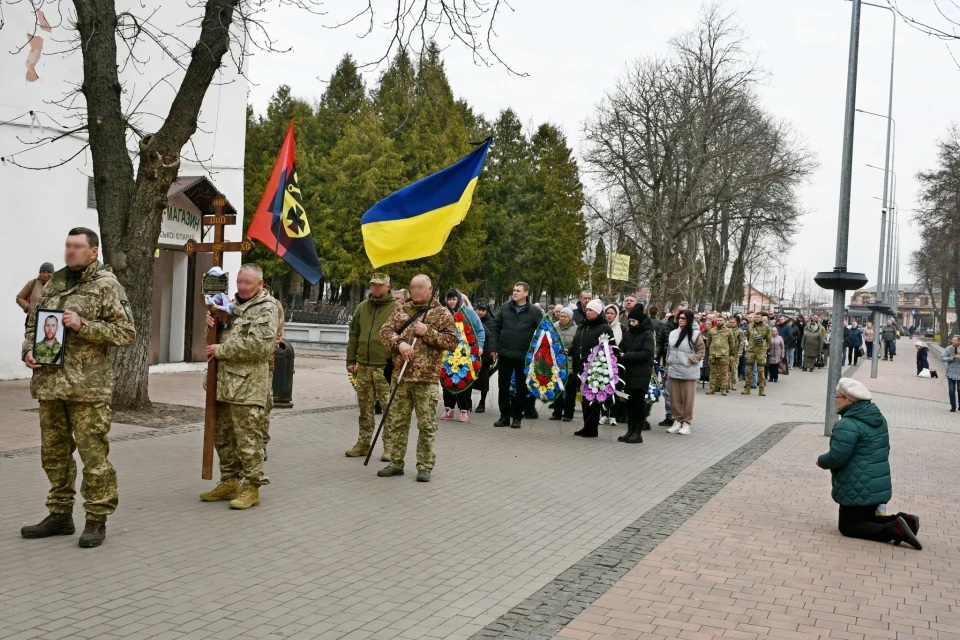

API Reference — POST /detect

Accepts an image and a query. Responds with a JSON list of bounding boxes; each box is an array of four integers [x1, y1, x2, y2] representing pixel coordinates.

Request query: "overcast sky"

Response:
[[247, 0, 959, 298]]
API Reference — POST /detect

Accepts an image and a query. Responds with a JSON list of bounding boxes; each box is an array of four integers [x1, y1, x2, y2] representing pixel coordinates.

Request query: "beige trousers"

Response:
[[668, 379, 697, 423]]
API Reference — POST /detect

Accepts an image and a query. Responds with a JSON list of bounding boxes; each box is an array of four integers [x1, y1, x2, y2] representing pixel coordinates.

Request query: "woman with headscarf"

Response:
[[439, 289, 485, 422], [817, 378, 921, 550], [617, 304, 655, 443], [572, 299, 613, 438], [549, 307, 579, 421], [665, 310, 705, 435]]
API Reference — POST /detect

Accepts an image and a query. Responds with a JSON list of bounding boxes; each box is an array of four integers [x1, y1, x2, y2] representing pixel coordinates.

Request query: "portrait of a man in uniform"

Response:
[[33, 311, 64, 366]]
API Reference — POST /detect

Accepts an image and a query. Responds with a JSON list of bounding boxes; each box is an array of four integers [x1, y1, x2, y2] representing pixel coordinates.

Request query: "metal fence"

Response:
[[285, 302, 356, 326]]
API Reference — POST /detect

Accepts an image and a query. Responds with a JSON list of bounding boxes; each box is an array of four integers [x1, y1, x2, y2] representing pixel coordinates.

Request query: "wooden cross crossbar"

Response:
[[186, 193, 253, 480]]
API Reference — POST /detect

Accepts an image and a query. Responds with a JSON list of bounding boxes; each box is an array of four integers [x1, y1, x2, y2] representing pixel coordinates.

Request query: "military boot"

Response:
[[199, 477, 239, 502], [741, 387, 751, 395], [381, 449, 391, 462], [345, 442, 371, 457], [377, 465, 404, 477], [706, 388, 716, 395], [229, 483, 260, 510], [78, 519, 106, 548], [416, 470, 431, 482], [21, 512, 75, 539], [759, 389, 766, 396]]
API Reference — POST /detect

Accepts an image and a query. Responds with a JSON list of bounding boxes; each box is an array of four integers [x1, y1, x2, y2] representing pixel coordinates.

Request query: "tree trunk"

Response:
[[75, 0, 240, 409]]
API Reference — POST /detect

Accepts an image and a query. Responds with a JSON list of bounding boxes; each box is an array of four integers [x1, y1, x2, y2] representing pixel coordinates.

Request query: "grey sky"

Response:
[[247, 1, 959, 298]]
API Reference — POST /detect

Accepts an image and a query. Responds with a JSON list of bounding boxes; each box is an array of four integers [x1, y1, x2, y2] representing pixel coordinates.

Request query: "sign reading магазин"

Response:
[[158, 206, 201, 248]]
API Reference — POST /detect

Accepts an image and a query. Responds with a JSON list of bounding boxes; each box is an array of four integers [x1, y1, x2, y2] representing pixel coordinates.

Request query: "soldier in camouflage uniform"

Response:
[[262, 289, 284, 461], [346, 272, 399, 462], [705, 321, 738, 395], [742, 313, 772, 396], [200, 264, 280, 510], [727, 317, 743, 393], [20, 228, 136, 548], [377, 274, 458, 483]]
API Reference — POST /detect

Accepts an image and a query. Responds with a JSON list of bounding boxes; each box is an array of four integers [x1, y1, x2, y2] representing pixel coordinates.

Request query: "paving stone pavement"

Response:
[[0, 357, 871, 640]]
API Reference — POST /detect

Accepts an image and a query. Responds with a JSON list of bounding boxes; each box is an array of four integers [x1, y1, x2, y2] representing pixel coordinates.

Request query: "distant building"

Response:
[[850, 284, 956, 332]]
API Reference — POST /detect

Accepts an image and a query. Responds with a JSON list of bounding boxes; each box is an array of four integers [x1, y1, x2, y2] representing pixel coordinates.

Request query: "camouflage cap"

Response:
[[369, 272, 390, 285]]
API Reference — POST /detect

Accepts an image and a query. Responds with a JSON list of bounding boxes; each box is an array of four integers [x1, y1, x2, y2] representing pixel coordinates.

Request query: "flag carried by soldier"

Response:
[[360, 138, 491, 268], [246, 121, 323, 285]]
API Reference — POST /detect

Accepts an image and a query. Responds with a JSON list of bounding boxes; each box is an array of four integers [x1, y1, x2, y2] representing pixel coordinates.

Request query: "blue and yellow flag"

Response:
[[361, 138, 491, 268]]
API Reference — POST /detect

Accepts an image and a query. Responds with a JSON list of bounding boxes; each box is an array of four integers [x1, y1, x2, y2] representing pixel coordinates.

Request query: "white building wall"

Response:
[[0, 2, 247, 379]]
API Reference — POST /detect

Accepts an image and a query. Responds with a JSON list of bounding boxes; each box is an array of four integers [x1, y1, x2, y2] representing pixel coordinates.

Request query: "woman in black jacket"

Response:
[[572, 300, 613, 438], [618, 304, 656, 443]]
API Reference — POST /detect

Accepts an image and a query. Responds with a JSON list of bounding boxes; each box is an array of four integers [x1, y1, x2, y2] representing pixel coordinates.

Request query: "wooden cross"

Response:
[[184, 193, 252, 480]]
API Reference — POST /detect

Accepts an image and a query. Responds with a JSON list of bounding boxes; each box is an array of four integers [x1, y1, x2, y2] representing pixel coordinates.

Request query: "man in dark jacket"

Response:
[[572, 290, 591, 325], [881, 318, 897, 360], [656, 307, 680, 427], [487, 282, 541, 428], [817, 378, 921, 550]]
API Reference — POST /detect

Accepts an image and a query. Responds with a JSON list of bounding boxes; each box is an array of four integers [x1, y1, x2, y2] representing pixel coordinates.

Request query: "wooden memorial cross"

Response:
[[184, 193, 253, 479]]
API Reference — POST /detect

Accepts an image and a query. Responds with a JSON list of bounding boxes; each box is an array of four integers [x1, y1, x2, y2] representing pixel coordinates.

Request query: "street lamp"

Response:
[[816, 0, 867, 436], [852, 0, 896, 381]]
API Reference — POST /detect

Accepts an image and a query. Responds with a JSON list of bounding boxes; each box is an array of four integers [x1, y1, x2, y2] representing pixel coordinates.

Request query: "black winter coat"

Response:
[[620, 317, 656, 391], [656, 318, 679, 361], [571, 314, 614, 375], [479, 314, 495, 364], [572, 302, 587, 326], [487, 300, 541, 360]]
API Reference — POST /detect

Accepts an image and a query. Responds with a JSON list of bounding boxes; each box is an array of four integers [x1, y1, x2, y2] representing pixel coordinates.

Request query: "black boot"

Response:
[[625, 423, 643, 444], [617, 426, 632, 442], [21, 512, 75, 539], [78, 519, 106, 548], [476, 396, 486, 414]]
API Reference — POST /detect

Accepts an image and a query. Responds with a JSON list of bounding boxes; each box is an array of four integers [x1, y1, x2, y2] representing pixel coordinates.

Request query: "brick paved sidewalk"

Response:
[[553, 415, 960, 637]]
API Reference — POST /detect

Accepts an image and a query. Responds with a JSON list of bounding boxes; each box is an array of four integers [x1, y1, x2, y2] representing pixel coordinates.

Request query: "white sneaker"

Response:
[[609, 419, 618, 427], [599, 416, 610, 425], [678, 423, 691, 435], [667, 422, 682, 434]]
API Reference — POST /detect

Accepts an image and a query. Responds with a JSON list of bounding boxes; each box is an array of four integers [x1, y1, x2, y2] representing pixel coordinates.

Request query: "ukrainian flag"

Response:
[[361, 137, 491, 268]]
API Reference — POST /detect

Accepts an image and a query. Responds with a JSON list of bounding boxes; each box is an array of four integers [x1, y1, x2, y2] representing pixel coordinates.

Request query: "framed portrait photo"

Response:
[[33, 309, 66, 368]]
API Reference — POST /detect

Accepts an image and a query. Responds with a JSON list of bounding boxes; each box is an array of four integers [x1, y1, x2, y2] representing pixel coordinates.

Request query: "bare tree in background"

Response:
[[1, 0, 516, 409], [581, 4, 816, 311]]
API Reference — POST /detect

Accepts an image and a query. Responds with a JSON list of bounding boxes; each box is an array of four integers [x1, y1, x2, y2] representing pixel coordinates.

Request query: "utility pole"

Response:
[[815, 0, 868, 437]]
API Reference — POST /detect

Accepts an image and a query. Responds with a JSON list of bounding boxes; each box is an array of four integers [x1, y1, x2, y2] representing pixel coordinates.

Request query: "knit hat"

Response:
[[836, 378, 873, 402], [586, 299, 604, 315], [475, 298, 489, 310], [40, 262, 54, 273], [559, 307, 575, 320], [915, 340, 925, 347], [628, 303, 646, 321]]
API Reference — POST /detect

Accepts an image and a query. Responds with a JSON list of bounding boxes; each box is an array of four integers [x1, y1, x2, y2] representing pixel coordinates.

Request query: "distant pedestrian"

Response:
[[845, 321, 863, 366], [881, 319, 897, 360], [801, 319, 824, 371], [915, 340, 931, 376], [940, 335, 960, 411], [863, 321, 875, 359], [817, 378, 921, 550], [16, 262, 54, 326], [767, 327, 785, 383]]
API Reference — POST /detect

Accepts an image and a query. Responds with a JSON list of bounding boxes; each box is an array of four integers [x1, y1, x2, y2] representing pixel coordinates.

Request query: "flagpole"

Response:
[[363, 224, 464, 466], [270, 215, 282, 293]]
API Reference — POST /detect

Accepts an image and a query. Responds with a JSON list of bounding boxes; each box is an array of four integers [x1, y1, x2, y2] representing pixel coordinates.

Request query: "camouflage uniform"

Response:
[[705, 325, 737, 394], [22, 260, 136, 520], [347, 287, 400, 452], [379, 300, 458, 471], [208, 287, 280, 486], [33, 339, 63, 365], [743, 321, 771, 394], [263, 297, 284, 446]]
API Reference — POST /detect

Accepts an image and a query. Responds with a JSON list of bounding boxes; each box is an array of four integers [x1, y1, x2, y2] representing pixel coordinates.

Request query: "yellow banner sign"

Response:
[[607, 252, 631, 281]]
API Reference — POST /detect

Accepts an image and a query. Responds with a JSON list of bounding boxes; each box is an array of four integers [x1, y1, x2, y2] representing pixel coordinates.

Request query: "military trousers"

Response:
[[389, 382, 441, 472], [264, 392, 273, 445], [729, 358, 739, 391], [745, 351, 767, 391], [709, 357, 730, 392], [215, 402, 269, 486], [39, 400, 118, 520], [355, 364, 393, 451]]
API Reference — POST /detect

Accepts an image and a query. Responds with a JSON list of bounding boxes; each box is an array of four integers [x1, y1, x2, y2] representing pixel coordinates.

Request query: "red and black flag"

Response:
[[247, 121, 322, 285]]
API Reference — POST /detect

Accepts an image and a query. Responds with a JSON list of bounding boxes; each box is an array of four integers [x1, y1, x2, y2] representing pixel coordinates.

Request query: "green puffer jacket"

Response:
[[817, 400, 892, 506], [346, 292, 399, 367]]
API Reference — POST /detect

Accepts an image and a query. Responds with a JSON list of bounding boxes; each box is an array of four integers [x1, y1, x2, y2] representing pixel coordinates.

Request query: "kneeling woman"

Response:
[[817, 378, 921, 550]]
